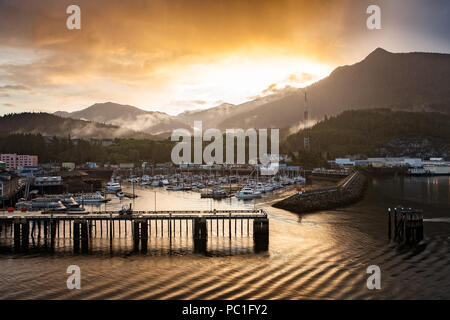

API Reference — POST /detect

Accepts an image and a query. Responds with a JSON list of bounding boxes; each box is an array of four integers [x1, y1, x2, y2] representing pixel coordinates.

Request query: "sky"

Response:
[[0, 0, 449, 115]]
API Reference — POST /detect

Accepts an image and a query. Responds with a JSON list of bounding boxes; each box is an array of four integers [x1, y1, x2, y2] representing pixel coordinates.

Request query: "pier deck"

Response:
[[0, 209, 269, 253]]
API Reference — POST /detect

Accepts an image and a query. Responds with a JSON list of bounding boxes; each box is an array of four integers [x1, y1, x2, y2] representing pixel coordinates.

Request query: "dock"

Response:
[[388, 206, 424, 244], [0, 209, 269, 253]]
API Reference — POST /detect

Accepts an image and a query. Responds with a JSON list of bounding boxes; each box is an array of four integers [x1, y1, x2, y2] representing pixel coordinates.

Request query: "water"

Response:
[[0, 176, 449, 299]]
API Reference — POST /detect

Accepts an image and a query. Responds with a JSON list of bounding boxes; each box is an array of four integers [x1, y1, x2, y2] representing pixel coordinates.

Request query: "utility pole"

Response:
[[304, 91, 310, 151]]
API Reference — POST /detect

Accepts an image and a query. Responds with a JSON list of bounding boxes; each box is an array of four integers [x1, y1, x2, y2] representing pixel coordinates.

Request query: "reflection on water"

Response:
[[0, 176, 449, 299]]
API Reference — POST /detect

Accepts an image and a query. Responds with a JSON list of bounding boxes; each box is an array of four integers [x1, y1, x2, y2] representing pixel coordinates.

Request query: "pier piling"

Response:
[[193, 217, 207, 253], [73, 220, 80, 253], [253, 218, 269, 252], [21, 219, 29, 249], [80, 220, 89, 252]]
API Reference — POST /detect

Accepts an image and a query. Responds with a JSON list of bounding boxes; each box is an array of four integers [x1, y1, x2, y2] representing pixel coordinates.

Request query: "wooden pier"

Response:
[[0, 209, 269, 253]]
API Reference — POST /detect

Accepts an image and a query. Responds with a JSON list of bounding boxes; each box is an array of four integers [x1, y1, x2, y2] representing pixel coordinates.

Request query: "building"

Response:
[[0, 161, 5, 170], [86, 162, 99, 169], [333, 157, 424, 168], [0, 170, 21, 206], [120, 163, 134, 169], [17, 166, 43, 177], [102, 139, 113, 147], [62, 162, 76, 171], [33, 176, 62, 187], [0, 154, 38, 170], [335, 158, 356, 166]]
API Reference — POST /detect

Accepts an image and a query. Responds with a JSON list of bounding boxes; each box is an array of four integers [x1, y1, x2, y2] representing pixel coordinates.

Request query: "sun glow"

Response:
[[160, 53, 333, 113]]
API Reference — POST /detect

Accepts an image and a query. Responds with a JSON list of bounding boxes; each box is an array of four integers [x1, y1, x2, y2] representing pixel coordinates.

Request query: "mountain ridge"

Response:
[[52, 47, 450, 134], [0, 112, 153, 140]]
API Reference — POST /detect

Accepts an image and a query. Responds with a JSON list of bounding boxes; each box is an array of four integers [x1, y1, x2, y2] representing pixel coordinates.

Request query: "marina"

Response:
[[1, 175, 449, 299]]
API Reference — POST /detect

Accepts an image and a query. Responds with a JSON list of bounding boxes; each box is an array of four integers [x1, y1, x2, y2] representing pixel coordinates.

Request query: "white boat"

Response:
[[236, 187, 262, 200], [151, 180, 161, 187], [106, 181, 121, 191], [60, 197, 80, 208], [116, 191, 125, 198], [294, 176, 306, 183], [161, 179, 170, 185], [75, 192, 109, 204], [255, 183, 266, 193]]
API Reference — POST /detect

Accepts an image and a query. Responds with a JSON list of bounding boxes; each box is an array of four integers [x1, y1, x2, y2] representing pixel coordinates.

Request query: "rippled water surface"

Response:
[[1, 176, 449, 299]]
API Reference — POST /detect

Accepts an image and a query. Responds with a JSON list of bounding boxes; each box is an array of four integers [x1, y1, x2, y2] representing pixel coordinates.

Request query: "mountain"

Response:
[[0, 112, 152, 139], [53, 48, 450, 135], [55, 102, 189, 136], [282, 108, 450, 160], [176, 89, 298, 129], [215, 48, 450, 131], [177, 103, 237, 128]]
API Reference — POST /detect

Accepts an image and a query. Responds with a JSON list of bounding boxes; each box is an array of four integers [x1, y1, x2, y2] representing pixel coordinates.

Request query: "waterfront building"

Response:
[[33, 176, 62, 187], [120, 163, 134, 169], [62, 162, 76, 171], [86, 162, 99, 169], [0, 153, 38, 170], [0, 170, 21, 207], [335, 158, 356, 166], [17, 166, 43, 177]]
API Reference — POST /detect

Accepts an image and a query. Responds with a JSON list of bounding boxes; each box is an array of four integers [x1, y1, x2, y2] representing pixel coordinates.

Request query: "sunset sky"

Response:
[[0, 0, 449, 115]]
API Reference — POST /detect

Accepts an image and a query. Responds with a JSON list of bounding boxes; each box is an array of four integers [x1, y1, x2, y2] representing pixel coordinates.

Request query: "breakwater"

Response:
[[273, 171, 367, 214]]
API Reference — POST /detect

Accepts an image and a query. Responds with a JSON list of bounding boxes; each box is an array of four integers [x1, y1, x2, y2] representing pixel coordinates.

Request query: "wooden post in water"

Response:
[[133, 220, 140, 251], [193, 217, 207, 253], [80, 220, 89, 253], [394, 207, 398, 239], [73, 220, 80, 253], [229, 212, 232, 239], [388, 208, 392, 240], [140, 220, 148, 253], [38, 220, 41, 240], [43, 220, 48, 239], [88, 221, 93, 239], [169, 213, 172, 238], [13, 219, 21, 250], [50, 219, 56, 249], [21, 219, 29, 249], [253, 218, 269, 252]]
